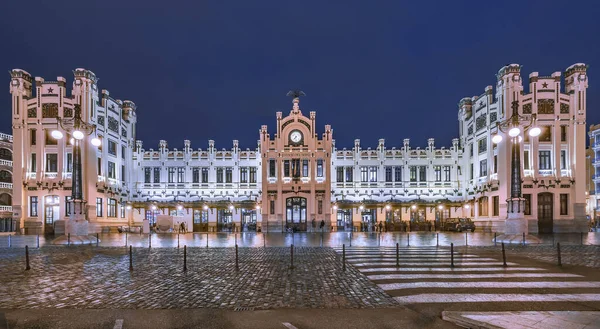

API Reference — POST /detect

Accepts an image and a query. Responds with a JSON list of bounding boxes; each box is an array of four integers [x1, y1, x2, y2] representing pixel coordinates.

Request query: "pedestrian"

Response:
[[311, 218, 316, 232], [378, 221, 383, 233], [320, 219, 325, 232]]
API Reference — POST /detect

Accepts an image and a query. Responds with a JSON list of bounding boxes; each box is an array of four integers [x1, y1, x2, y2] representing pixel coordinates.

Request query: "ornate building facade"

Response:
[[0, 132, 14, 231], [588, 124, 600, 225], [9, 64, 589, 234]]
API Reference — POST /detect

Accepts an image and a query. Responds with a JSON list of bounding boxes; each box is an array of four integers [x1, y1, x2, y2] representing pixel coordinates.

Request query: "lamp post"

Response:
[[492, 101, 540, 237], [52, 104, 100, 237]]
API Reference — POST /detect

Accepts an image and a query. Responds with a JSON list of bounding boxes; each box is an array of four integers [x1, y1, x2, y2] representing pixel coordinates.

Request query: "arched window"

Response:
[[0, 170, 11, 183], [0, 148, 11, 161], [0, 193, 11, 206]]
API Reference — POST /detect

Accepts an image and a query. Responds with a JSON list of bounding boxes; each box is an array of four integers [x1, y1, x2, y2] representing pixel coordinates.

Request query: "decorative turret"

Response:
[[233, 140, 239, 152], [135, 140, 143, 152], [208, 140, 215, 153], [9, 69, 33, 121], [354, 139, 360, 152], [159, 140, 168, 153], [427, 138, 435, 151], [403, 138, 410, 151], [184, 140, 191, 152], [122, 100, 136, 121]]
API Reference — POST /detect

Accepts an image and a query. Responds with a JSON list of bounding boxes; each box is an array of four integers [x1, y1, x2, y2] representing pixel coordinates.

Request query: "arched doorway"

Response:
[[538, 192, 553, 233], [286, 197, 306, 232]]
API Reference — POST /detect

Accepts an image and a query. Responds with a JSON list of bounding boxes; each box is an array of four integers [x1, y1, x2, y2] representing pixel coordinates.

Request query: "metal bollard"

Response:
[[502, 242, 507, 267], [8, 234, 11, 248], [407, 233, 410, 247], [97, 233, 99, 247], [436, 233, 439, 247], [378, 232, 381, 247], [68, 233, 70, 246], [149, 233, 151, 248], [25, 245, 31, 271], [350, 232, 352, 247], [235, 244, 239, 270], [206, 233, 209, 248], [465, 232, 468, 246], [129, 245, 133, 271], [37, 234, 40, 249], [557, 242, 562, 267], [125, 232, 128, 247], [494, 232, 497, 246], [396, 242, 399, 267], [263, 233, 266, 248], [522, 232, 525, 246], [320, 233, 323, 248], [290, 244, 295, 269], [343, 244, 346, 271], [183, 245, 187, 271], [450, 243, 454, 268], [235, 234, 237, 246]]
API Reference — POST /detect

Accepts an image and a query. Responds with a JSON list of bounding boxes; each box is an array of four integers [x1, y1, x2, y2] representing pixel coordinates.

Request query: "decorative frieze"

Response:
[[42, 103, 58, 118], [476, 115, 487, 131], [523, 103, 532, 114], [537, 99, 554, 114], [560, 103, 569, 114]]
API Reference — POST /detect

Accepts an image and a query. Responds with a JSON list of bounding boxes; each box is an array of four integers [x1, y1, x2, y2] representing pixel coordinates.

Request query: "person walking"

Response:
[[311, 218, 316, 232], [378, 221, 383, 233], [320, 219, 325, 232]]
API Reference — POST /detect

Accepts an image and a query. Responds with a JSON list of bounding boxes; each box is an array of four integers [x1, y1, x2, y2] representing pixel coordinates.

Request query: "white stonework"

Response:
[[588, 124, 600, 227], [8, 64, 590, 234]]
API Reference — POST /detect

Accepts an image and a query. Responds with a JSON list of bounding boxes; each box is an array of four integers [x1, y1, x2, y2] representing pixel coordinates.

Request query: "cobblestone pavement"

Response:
[[0, 246, 399, 310], [462, 245, 600, 269]]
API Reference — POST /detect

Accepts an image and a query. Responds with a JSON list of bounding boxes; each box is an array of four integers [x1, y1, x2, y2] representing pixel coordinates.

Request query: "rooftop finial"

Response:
[[287, 90, 305, 112]]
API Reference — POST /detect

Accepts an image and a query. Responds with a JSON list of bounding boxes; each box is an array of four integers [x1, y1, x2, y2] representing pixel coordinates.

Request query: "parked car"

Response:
[[443, 218, 476, 232]]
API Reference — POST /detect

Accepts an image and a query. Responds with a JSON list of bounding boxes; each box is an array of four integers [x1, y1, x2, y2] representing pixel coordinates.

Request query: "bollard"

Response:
[[320, 233, 323, 248], [494, 232, 497, 246], [8, 234, 11, 248], [450, 243, 454, 268], [502, 242, 507, 267], [557, 242, 562, 267], [68, 233, 70, 247], [343, 244, 346, 271], [37, 234, 40, 249], [235, 234, 237, 246], [183, 245, 187, 271], [125, 232, 128, 247], [129, 245, 133, 271], [235, 244, 239, 270], [407, 233, 410, 247], [378, 232, 381, 247], [97, 233, 99, 247], [436, 233, 439, 247], [465, 232, 468, 246], [178, 233, 180, 249], [350, 232, 352, 247], [149, 233, 151, 248], [25, 245, 31, 271], [396, 242, 399, 267], [290, 244, 295, 269], [263, 233, 266, 248], [206, 233, 209, 248], [522, 232, 525, 246]]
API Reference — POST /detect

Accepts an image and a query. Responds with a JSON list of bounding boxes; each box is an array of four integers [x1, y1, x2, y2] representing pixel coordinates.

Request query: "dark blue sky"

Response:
[[2, 0, 599, 150]]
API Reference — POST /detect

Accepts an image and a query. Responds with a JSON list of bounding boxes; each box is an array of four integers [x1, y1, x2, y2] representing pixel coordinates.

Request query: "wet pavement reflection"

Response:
[[1, 231, 599, 248]]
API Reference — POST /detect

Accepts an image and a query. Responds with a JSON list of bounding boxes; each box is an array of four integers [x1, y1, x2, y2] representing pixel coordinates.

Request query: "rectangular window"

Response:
[[144, 168, 151, 183], [154, 168, 161, 183], [336, 167, 344, 182], [345, 167, 353, 182], [385, 166, 392, 182], [45, 153, 58, 172], [168, 167, 176, 183], [318, 200, 323, 214], [225, 167, 232, 183], [524, 150, 530, 170], [369, 166, 377, 182], [269, 159, 276, 177], [97, 157, 102, 176], [560, 150, 566, 170], [478, 137, 487, 154], [240, 167, 248, 183], [302, 160, 309, 177], [469, 144, 473, 157], [121, 146, 126, 159], [494, 155, 498, 174], [478, 196, 489, 216], [193, 210, 209, 223], [270, 200, 275, 214], [31, 153, 37, 172], [65, 196, 72, 217], [492, 196, 499, 216], [108, 140, 117, 156], [177, 167, 185, 183], [108, 161, 116, 179], [560, 194, 568, 215], [470, 163, 474, 180], [216, 168, 223, 183], [409, 166, 417, 182], [316, 159, 323, 177], [201, 167, 208, 183], [434, 166, 441, 182], [108, 198, 117, 217], [66, 153, 73, 172], [30, 196, 38, 217], [292, 159, 301, 178], [192, 168, 200, 183], [284, 160, 290, 177], [480, 159, 488, 177], [560, 125, 567, 142], [249, 167, 257, 183], [419, 166, 426, 182], [539, 151, 551, 170], [120, 204, 125, 218], [96, 197, 103, 217], [360, 167, 368, 182], [524, 194, 531, 215], [30, 129, 36, 146], [121, 164, 125, 182], [45, 129, 57, 145], [394, 166, 402, 182], [444, 166, 451, 182]]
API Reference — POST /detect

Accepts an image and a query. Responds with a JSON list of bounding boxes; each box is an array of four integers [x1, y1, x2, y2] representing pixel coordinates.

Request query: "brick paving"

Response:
[[0, 246, 399, 310], [462, 245, 600, 269]]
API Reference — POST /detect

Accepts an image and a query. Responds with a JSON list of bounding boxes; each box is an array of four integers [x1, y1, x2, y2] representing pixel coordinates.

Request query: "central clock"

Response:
[[289, 130, 303, 145]]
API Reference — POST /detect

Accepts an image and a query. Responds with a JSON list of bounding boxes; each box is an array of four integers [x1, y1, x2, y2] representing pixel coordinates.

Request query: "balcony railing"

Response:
[[45, 172, 58, 179], [0, 182, 12, 189], [0, 159, 11, 167], [539, 169, 553, 176], [0, 133, 12, 142], [0, 205, 12, 212], [26, 172, 36, 180]]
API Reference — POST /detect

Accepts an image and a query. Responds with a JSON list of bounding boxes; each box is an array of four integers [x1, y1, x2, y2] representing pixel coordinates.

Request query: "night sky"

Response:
[[1, 0, 598, 150]]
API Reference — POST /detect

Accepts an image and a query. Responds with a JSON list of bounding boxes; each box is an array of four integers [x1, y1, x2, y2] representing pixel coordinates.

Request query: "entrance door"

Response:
[[538, 192, 553, 233], [241, 209, 257, 232], [286, 197, 306, 231], [336, 209, 352, 231], [45, 205, 58, 234]]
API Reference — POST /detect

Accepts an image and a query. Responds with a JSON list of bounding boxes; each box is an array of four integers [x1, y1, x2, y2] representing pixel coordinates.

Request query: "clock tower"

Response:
[[259, 93, 333, 232]]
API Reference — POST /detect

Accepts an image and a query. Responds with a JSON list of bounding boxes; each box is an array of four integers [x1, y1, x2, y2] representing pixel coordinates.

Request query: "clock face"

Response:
[[290, 130, 303, 144]]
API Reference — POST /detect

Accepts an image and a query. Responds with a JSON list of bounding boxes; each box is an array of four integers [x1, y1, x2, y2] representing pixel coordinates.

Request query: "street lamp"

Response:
[[492, 100, 539, 236], [52, 104, 98, 226]]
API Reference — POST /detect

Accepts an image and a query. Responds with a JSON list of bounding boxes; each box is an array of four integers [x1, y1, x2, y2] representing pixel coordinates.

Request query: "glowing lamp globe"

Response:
[[91, 137, 102, 147], [508, 127, 521, 137], [491, 134, 503, 144], [51, 130, 64, 139], [69, 138, 75, 145], [229, 205, 234, 210], [72, 130, 84, 140], [528, 127, 541, 137], [203, 205, 208, 210]]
